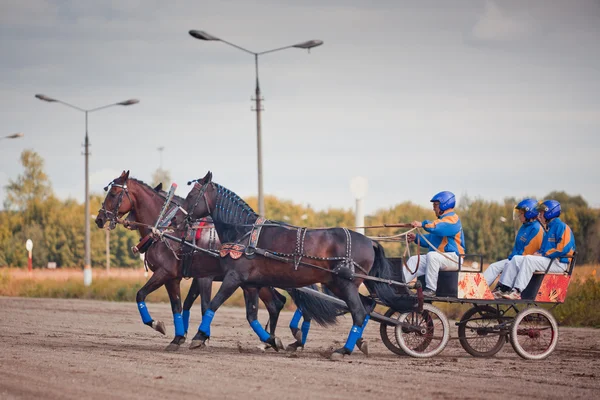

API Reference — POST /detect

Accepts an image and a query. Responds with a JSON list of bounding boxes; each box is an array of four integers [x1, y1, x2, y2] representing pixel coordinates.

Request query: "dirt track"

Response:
[[1, 297, 599, 400]]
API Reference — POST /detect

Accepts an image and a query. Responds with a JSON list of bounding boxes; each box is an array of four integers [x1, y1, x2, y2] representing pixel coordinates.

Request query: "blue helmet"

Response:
[[515, 198, 539, 220], [537, 200, 561, 220], [430, 191, 455, 211]]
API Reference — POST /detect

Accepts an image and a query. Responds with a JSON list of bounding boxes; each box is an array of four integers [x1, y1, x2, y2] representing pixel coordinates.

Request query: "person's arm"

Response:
[[523, 226, 544, 256], [422, 214, 461, 236], [544, 225, 575, 258]]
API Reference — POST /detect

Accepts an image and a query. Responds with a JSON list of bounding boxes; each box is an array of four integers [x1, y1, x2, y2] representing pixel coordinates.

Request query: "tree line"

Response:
[[2, 150, 599, 268]]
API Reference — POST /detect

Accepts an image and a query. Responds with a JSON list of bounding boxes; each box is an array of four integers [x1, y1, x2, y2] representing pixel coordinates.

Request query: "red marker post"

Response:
[[26, 239, 33, 272]]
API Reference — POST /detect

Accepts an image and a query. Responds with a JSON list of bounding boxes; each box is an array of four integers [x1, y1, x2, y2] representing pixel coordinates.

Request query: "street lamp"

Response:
[[1, 132, 24, 140], [189, 30, 323, 216], [35, 94, 139, 286], [91, 214, 110, 274]]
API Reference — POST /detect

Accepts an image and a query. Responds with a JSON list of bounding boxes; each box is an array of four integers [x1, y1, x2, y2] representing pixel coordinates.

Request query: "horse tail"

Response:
[[364, 242, 415, 312], [288, 284, 344, 326]]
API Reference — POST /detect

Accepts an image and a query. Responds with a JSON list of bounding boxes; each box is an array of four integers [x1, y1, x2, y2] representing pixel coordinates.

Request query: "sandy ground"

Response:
[[1, 297, 599, 400]]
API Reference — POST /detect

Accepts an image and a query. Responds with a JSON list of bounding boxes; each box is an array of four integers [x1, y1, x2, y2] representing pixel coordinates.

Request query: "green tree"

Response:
[[4, 150, 52, 210]]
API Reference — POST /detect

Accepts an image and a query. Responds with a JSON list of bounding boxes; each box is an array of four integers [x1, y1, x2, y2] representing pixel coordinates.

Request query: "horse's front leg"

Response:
[[258, 287, 286, 351], [190, 271, 241, 350], [164, 278, 185, 352], [244, 287, 283, 351], [181, 278, 212, 337], [135, 269, 170, 336]]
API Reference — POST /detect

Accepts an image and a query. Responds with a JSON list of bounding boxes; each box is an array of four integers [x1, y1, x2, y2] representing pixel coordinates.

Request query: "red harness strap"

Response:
[[195, 219, 207, 240]]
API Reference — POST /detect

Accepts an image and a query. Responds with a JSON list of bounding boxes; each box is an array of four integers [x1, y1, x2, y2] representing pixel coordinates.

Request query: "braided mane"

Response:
[[212, 183, 258, 225]]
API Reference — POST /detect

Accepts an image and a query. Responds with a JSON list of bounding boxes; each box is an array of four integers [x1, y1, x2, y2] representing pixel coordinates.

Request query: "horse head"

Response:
[[96, 170, 133, 230], [172, 171, 213, 230]]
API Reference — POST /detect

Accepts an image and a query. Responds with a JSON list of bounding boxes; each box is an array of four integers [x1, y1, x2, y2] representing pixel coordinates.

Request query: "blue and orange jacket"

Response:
[[508, 220, 544, 260], [415, 209, 465, 256], [541, 217, 576, 264]]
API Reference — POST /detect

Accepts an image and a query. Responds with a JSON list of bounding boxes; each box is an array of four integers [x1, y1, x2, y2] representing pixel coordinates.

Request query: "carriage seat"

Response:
[[532, 253, 577, 275]]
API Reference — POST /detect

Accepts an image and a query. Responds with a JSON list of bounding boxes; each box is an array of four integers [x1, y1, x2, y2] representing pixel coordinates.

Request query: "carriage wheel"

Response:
[[458, 305, 507, 357], [379, 308, 406, 355], [395, 303, 449, 358], [510, 307, 559, 360]]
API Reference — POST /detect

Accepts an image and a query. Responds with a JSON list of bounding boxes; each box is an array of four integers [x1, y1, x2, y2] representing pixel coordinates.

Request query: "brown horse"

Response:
[[95, 171, 289, 351], [172, 171, 415, 359]]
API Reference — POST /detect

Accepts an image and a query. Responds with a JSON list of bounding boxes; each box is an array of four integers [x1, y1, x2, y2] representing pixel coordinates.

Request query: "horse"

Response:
[[172, 171, 415, 359], [95, 171, 341, 351]]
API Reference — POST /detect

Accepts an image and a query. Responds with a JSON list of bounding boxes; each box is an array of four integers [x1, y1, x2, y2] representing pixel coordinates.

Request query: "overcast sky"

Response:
[[1, 0, 599, 213]]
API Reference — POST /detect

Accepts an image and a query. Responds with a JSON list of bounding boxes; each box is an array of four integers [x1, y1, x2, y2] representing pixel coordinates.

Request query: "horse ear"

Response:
[[124, 170, 130, 180], [153, 183, 163, 192], [199, 171, 212, 184]]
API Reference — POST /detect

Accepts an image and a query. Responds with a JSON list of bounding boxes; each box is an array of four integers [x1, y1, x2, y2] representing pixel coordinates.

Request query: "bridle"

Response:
[[181, 180, 212, 229], [99, 179, 134, 229]]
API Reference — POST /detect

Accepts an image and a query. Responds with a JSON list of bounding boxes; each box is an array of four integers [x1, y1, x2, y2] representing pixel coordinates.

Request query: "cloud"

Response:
[[471, 0, 538, 42]]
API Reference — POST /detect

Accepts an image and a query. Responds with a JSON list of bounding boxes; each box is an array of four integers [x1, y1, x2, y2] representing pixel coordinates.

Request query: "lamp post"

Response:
[[350, 177, 368, 235], [35, 94, 139, 286], [188, 30, 323, 216], [1, 132, 24, 141], [90, 214, 110, 274]]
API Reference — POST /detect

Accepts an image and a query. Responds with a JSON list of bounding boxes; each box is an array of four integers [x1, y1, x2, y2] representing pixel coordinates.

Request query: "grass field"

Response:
[[1, 264, 599, 326]]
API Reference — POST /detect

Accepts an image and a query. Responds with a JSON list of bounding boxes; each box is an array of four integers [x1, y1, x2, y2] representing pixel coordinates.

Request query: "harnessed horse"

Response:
[[95, 171, 288, 350], [172, 171, 416, 359], [96, 171, 342, 351]]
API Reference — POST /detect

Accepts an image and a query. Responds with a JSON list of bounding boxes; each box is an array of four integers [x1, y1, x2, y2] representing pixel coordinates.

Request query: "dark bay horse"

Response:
[[96, 171, 340, 351], [95, 171, 288, 351], [172, 171, 415, 359]]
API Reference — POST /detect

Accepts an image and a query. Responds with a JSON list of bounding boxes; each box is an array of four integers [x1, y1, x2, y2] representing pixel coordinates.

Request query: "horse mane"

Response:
[[210, 183, 259, 242], [129, 177, 185, 205]]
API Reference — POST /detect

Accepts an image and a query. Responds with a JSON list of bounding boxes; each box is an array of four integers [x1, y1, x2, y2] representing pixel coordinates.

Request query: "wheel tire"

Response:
[[395, 303, 450, 358], [379, 308, 406, 355], [458, 305, 507, 357], [510, 307, 559, 360]]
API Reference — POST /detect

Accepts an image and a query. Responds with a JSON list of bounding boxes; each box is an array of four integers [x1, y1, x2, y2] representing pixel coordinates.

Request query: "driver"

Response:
[[403, 191, 466, 297]]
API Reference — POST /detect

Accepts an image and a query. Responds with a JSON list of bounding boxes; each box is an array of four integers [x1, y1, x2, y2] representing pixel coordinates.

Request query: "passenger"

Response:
[[484, 198, 544, 298], [403, 191, 466, 297], [499, 200, 576, 300]]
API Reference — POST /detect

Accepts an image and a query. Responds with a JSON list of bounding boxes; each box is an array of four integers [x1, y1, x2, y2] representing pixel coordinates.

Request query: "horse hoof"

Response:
[[330, 352, 345, 361], [153, 320, 166, 335], [189, 340, 206, 350], [292, 330, 302, 343], [357, 339, 369, 356], [165, 343, 180, 352], [274, 337, 284, 351], [286, 341, 303, 352]]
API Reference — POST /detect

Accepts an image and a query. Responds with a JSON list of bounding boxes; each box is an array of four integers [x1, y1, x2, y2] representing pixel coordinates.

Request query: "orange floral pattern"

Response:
[[535, 275, 571, 303], [220, 243, 246, 260], [457, 272, 494, 300]]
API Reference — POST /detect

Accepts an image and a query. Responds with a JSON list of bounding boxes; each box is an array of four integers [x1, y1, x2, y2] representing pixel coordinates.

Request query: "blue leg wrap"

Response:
[[361, 315, 371, 330], [301, 321, 311, 345], [198, 309, 215, 337], [290, 308, 303, 329], [343, 325, 363, 352], [250, 319, 271, 342], [182, 310, 190, 333], [173, 313, 185, 337], [137, 302, 152, 324]]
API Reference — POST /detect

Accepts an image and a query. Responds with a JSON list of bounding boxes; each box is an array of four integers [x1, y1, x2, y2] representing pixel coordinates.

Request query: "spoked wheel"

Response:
[[510, 307, 559, 360], [379, 308, 406, 355], [395, 303, 450, 358], [458, 305, 507, 357]]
